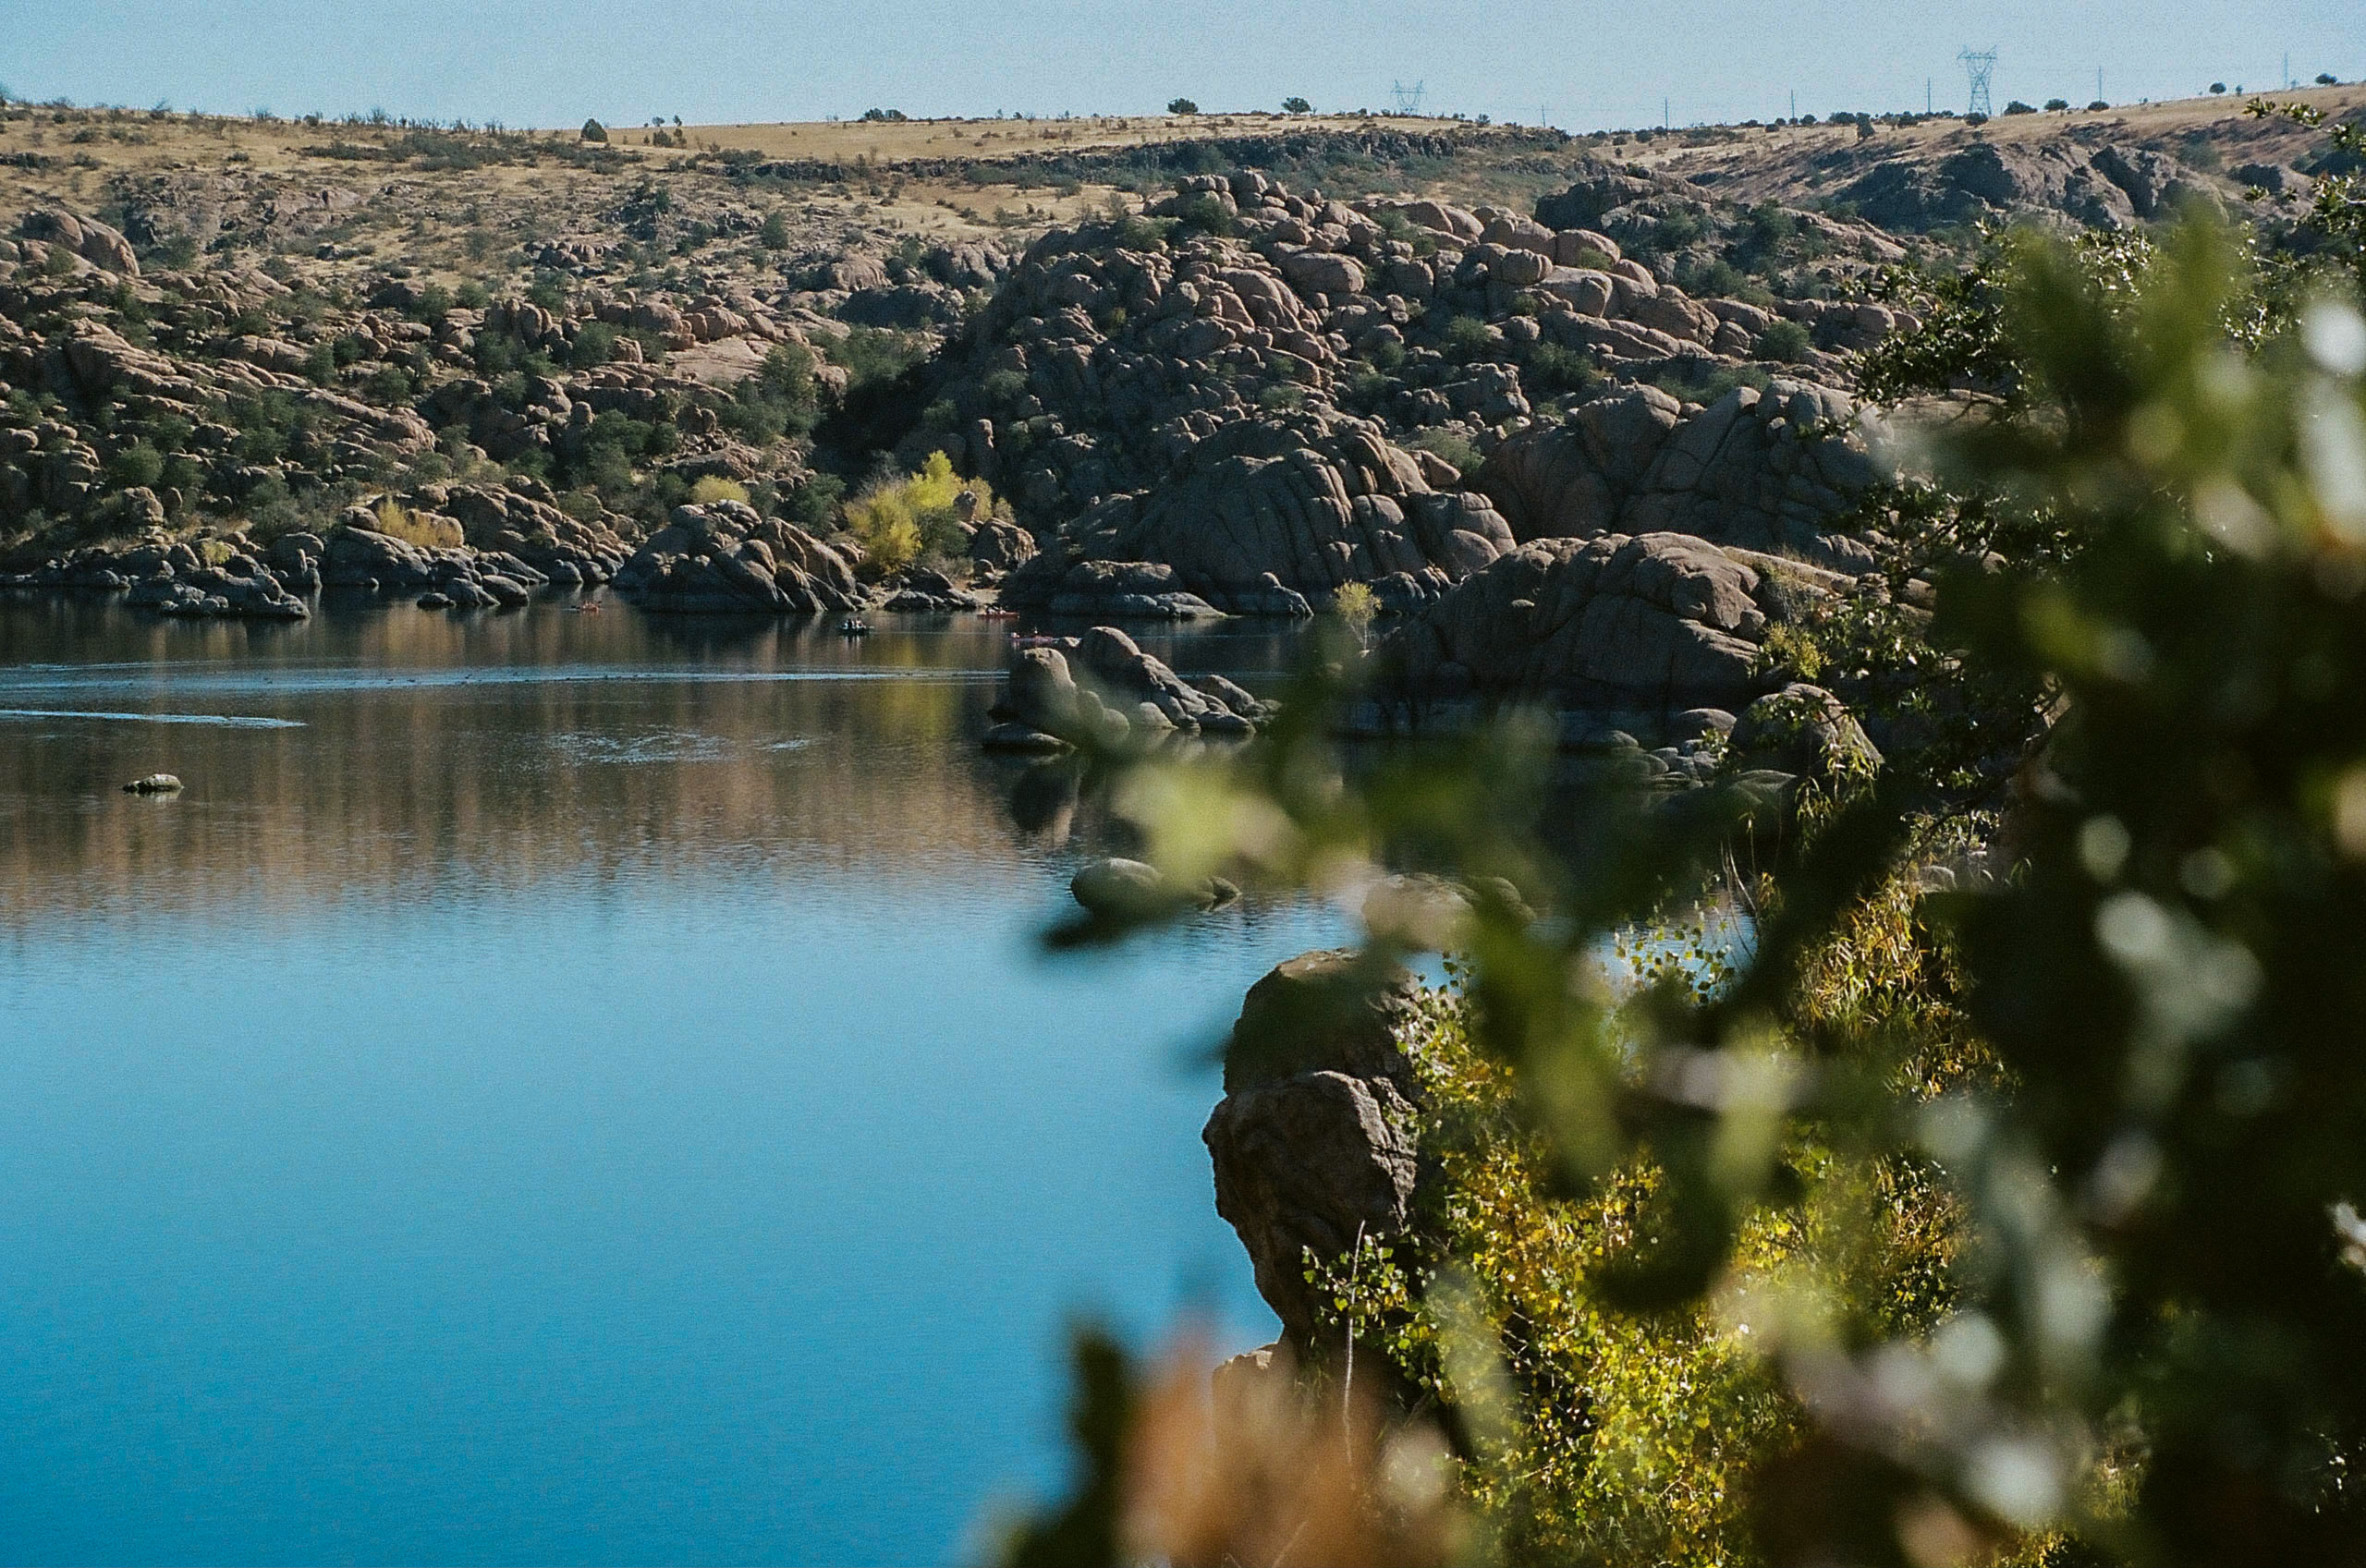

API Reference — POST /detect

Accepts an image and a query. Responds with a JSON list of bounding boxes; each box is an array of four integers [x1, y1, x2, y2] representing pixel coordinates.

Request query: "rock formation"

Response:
[[983, 625, 1267, 750], [1481, 382, 1887, 572], [612, 501, 864, 614], [1202, 950, 1427, 1359]]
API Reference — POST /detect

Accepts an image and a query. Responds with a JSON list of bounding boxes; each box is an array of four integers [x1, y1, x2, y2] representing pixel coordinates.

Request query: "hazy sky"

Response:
[[4, 1, 2356, 133]]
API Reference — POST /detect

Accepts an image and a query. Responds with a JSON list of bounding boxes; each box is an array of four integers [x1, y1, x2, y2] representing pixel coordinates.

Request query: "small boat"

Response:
[[839, 618, 872, 638], [977, 607, 1018, 620], [572, 602, 602, 614], [1011, 633, 1062, 649]]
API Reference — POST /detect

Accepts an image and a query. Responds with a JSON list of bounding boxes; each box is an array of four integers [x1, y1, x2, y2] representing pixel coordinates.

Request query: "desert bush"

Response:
[[579, 118, 606, 142], [369, 495, 462, 549], [1752, 317, 1814, 361], [104, 442, 165, 492], [689, 476, 749, 505], [1441, 313, 1494, 359], [842, 451, 996, 577], [1405, 427, 1483, 482]]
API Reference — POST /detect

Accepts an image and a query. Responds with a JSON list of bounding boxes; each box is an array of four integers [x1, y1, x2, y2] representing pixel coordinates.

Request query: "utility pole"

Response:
[[1927, 79, 1933, 113], [1789, 89, 1796, 120], [1664, 96, 1670, 128], [2098, 67, 2104, 103]]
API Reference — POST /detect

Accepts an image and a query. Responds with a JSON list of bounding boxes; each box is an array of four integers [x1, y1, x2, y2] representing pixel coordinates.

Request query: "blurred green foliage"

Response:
[[1009, 203, 2366, 1564]]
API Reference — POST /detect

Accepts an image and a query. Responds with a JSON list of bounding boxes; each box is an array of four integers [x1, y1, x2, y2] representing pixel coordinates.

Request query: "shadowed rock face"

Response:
[[1375, 531, 1801, 715], [1203, 950, 1425, 1358], [1835, 139, 2219, 233], [1002, 408, 1516, 617], [612, 500, 862, 615], [1482, 381, 1886, 574]]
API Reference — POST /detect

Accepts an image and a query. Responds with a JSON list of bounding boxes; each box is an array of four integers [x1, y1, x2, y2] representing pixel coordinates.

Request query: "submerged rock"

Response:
[[123, 773, 182, 794], [1070, 857, 1240, 918]]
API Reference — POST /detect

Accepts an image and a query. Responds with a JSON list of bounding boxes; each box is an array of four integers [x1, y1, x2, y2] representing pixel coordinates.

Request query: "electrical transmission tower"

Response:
[[1959, 48, 1997, 116], [1390, 79, 1427, 115]]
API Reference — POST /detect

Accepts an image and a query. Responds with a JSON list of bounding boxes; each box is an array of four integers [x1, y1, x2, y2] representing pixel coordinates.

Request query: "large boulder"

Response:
[[1203, 951, 1426, 1358], [322, 526, 436, 591], [989, 626, 1264, 747], [1481, 382, 1885, 573], [1375, 531, 1792, 715], [1010, 412, 1515, 615], [432, 482, 630, 584], [613, 501, 863, 614], [21, 209, 139, 275]]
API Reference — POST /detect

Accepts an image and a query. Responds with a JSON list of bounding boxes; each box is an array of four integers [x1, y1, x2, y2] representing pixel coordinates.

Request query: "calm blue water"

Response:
[[0, 600, 1333, 1565]]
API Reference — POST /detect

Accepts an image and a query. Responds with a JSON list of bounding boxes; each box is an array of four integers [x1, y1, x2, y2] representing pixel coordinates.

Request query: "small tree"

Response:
[[2089, 99, 2111, 110], [2005, 98, 2037, 114], [1281, 96, 1311, 115], [579, 117, 606, 142], [1167, 97, 1198, 115], [1330, 580, 1377, 644], [2319, 73, 2339, 85], [2045, 96, 2070, 111], [759, 210, 790, 249], [2212, 81, 2228, 93]]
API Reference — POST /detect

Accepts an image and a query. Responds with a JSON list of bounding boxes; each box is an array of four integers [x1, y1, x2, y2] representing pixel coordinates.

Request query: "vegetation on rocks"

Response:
[[1004, 193, 2366, 1563]]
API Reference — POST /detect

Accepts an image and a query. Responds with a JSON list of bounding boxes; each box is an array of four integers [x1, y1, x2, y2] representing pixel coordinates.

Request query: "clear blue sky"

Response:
[[3, 0, 2356, 133]]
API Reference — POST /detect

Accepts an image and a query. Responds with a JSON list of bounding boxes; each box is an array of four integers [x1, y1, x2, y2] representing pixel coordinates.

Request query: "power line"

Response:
[[1389, 79, 1426, 115]]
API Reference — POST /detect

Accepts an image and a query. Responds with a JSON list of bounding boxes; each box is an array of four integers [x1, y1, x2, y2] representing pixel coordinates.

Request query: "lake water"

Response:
[[0, 597, 1337, 1565]]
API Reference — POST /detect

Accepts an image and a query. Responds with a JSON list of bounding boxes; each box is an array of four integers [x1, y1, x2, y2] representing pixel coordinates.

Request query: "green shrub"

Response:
[[782, 473, 844, 530], [1441, 314, 1494, 359], [105, 442, 165, 492], [759, 211, 790, 249], [567, 321, 616, 370], [720, 342, 821, 444], [1167, 98, 1199, 115], [1406, 426, 1483, 482], [1524, 341, 1603, 396], [1168, 192, 1236, 238], [579, 118, 606, 142], [825, 327, 928, 395], [1752, 318, 1814, 361]]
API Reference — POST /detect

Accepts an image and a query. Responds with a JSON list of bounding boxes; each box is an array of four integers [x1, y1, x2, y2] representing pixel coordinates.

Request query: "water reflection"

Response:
[[0, 598, 1303, 927], [0, 596, 1330, 1567]]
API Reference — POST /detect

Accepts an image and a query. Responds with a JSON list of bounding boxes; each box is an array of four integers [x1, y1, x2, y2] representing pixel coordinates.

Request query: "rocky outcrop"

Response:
[[1374, 530, 1824, 716], [429, 482, 630, 587], [1481, 382, 1886, 573], [1003, 409, 1515, 616], [1203, 950, 1426, 1359], [1836, 138, 2218, 233], [612, 501, 864, 614], [919, 163, 1881, 615], [21, 209, 140, 276], [983, 625, 1267, 750]]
